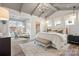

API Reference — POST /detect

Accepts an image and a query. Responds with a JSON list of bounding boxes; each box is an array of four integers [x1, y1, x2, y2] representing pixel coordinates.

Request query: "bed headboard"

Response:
[[47, 28, 68, 34]]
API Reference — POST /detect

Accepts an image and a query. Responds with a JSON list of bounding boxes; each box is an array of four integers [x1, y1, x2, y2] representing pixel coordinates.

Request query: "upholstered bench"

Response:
[[35, 37, 52, 48]]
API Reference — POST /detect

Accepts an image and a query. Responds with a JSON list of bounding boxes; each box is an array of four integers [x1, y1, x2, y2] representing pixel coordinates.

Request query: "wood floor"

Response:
[[62, 44, 79, 56]]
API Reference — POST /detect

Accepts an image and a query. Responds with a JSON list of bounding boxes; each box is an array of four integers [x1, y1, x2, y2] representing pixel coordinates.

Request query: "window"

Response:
[[8, 20, 25, 37]]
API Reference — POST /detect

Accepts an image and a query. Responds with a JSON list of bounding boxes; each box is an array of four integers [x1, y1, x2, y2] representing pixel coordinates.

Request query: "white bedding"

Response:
[[36, 32, 67, 50]]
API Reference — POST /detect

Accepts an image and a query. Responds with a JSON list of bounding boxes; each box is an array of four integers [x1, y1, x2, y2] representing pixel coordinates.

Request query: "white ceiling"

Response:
[[0, 3, 79, 18]]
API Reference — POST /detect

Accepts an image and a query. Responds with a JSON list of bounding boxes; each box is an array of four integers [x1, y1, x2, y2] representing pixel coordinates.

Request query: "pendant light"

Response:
[[73, 6, 76, 16]]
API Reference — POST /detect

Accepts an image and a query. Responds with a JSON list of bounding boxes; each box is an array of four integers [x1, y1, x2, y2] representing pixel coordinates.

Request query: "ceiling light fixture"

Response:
[[38, 4, 49, 16]]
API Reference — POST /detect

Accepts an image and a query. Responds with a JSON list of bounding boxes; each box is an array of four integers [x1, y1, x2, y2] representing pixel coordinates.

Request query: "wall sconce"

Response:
[[46, 20, 49, 24], [46, 20, 52, 27]]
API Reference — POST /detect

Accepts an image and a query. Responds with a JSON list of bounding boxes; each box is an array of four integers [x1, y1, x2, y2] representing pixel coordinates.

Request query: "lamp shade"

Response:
[[0, 7, 9, 20]]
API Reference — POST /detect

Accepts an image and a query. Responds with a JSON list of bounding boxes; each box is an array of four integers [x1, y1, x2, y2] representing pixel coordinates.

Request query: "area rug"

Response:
[[20, 41, 66, 56]]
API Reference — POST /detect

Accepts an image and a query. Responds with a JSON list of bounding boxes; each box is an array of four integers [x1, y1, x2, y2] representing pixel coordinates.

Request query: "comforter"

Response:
[[36, 32, 67, 50]]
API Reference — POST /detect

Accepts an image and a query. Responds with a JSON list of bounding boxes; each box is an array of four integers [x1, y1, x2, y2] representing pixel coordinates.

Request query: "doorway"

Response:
[[36, 20, 40, 34]]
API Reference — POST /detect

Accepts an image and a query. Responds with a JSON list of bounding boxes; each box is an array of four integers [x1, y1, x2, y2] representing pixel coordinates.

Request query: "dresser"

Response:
[[0, 37, 11, 56]]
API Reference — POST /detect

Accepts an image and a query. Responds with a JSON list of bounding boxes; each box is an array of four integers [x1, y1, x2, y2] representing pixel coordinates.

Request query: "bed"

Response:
[[35, 32, 67, 50]]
